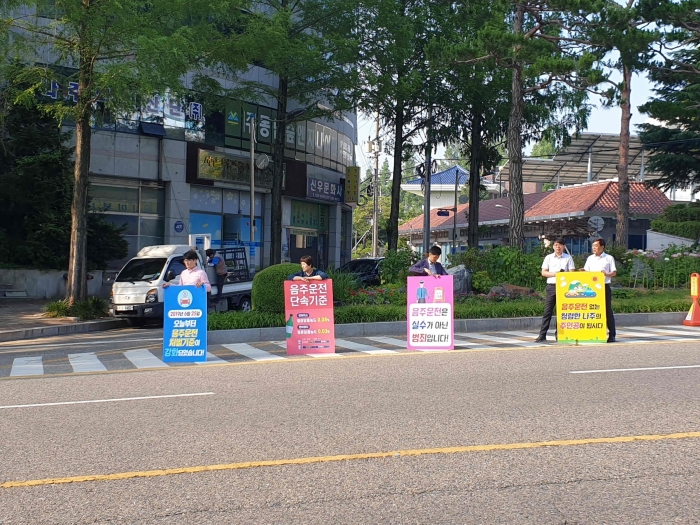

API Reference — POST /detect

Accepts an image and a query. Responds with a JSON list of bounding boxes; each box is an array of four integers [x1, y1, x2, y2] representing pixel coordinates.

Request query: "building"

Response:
[[399, 181, 672, 258]]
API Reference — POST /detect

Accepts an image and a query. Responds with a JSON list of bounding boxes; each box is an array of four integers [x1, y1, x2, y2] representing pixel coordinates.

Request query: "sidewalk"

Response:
[[0, 298, 126, 342]]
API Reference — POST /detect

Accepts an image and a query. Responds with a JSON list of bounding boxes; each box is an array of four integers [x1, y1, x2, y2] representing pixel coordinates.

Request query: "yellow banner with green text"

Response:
[[556, 271, 607, 344]]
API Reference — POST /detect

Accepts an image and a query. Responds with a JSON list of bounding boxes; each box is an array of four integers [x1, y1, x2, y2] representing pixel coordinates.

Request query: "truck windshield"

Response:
[[116, 258, 167, 283]]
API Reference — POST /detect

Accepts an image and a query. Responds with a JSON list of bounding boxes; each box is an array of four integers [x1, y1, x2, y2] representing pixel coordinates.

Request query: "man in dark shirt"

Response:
[[409, 246, 448, 276], [287, 255, 328, 282]]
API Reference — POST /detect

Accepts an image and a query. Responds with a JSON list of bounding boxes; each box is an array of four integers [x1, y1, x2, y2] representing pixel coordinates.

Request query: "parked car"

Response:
[[338, 257, 384, 286]]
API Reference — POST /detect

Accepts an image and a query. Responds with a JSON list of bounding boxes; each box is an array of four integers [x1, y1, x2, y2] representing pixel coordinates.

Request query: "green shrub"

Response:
[[344, 284, 407, 305], [325, 267, 360, 304], [381, 248, 420, 285], [251, 263, 299, 313], [471, 271, 494, 294], [44, 297, 108, 320], [209, 311, 285, 330]]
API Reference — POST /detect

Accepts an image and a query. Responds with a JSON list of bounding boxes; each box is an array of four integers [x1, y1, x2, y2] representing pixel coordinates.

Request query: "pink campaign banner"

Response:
[[406, 275, 454, 351], [284, 280, 335, 355]]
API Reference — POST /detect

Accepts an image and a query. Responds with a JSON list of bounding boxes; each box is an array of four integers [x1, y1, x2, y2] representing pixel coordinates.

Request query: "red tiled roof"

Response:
[[399, 181, 671, 233]]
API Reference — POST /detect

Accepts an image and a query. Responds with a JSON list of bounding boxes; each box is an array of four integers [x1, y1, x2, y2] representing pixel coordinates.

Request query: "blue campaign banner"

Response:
[[163, 285, 207, 363]]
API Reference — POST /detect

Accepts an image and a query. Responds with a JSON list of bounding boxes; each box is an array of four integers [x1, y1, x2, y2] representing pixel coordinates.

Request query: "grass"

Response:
[[207, 288, 693, 330]]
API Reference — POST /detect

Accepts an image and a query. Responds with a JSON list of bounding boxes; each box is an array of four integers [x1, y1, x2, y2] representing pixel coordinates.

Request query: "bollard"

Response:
[[683, 273, 700, 326]]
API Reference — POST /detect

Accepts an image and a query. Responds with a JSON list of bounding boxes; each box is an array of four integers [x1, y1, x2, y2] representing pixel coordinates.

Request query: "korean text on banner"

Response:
[[284, 280, 335, 355], [555, 271, 607, 343], [406, 275, 454, 351], [163, 285, 208, 362]]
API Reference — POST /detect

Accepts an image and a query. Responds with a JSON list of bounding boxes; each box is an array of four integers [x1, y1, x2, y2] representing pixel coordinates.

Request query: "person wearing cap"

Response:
[[536, 237, 575, 342]]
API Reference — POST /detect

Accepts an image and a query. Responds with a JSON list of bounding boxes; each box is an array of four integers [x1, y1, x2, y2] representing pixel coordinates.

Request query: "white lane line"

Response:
[[571, 364, 700, 374], [628, 326, 700, 338], [10, 357, 44, 376], [222, 343, 285, 361], [124, 349, 168, 369], [455, 333, 541, 347], [0, 392, 215, 410], [270, 341, 287, 349], [307, 353, 344, 358], [335, 339, 397, 354], [68, 352, 107, 373], [616, 330, 695, 342], [1, 337, 163, 350], [369, 336, 494, 351], [195, 352, 226, 365], [368, 337, 406, 349], [660, 325, 700, 333]]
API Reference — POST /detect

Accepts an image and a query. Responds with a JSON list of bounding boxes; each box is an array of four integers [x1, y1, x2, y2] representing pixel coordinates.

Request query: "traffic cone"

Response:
[[683, 273, 700, 326]]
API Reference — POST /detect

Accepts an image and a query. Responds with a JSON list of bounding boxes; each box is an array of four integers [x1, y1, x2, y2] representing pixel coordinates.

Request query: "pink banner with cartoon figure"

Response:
[[406, 275, 454, 351], [284, 280, 335, 355]]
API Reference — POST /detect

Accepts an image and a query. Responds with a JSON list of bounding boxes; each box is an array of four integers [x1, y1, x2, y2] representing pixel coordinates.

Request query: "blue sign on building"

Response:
[[163, 286, 207, 363], [174, 220, 184, 233]]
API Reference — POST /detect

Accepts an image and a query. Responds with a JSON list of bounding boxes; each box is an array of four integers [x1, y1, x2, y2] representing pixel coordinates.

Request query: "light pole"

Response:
[[249, 115, 256, 265], [422, 107, 433, 256]]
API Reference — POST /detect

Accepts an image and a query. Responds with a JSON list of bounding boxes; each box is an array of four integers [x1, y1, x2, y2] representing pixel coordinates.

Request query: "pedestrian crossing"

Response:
[[2, 325, 699, 378]]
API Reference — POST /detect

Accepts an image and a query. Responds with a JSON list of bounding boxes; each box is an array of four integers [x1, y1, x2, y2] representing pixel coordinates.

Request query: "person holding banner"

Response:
[[582, 238, 617, 343], [536, 238, 575, 342], [163, 250, 211, 291], [288, 255, 328, 282], [409, 246, 448, 277]]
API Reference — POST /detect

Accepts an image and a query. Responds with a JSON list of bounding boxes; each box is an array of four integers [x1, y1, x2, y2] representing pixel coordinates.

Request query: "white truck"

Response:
[[109, 244, 253, 326]]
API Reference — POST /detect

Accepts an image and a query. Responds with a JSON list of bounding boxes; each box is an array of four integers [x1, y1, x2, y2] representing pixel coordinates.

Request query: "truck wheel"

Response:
[[238, 296, 252, 312]]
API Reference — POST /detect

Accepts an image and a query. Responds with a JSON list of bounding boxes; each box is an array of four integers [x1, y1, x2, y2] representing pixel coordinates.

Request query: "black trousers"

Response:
[[213, 274, 226, 303], [538, 284, 557, 338], [605, 283, 616, 337]]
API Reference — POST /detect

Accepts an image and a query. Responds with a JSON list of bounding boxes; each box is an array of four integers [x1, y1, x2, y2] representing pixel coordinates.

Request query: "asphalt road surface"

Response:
[[1, 327, 699, 524]]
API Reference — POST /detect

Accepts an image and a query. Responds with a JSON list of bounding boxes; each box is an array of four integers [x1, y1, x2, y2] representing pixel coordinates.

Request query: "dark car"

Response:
[[339, 257, 384, 286]]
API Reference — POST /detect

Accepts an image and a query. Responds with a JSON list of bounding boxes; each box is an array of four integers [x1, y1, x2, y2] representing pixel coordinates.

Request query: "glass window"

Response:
[[166, 257, 186, 279], [140, 187, 164, 215], [190, 186, 223, 213], [90, 186, 139, 214], [115, 258, 167, 282], [140, 217, 164, 237], [223, 190, 240, 214], [102, 214, 139, 236]]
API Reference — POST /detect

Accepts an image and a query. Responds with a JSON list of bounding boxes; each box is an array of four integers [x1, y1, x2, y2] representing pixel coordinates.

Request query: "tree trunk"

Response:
[[507, 4, 525, 252], [66, 60, 92, 304], [271, 76, 288, 265], [615, 65, 632, 249], [388, 100, 405, 251], [468, 115, 482, 248]]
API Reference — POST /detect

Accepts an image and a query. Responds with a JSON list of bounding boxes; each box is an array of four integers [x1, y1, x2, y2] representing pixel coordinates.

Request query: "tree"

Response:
[[227, 0, 357, 265], [0, 63, 127, 270], [530, 137, 558, 159], [1, 0, 228, 302], [355, 0, 457, 251]]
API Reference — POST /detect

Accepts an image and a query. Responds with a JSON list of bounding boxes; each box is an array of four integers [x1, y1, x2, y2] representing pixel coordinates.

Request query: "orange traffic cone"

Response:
[[683, 273, 700, 326]]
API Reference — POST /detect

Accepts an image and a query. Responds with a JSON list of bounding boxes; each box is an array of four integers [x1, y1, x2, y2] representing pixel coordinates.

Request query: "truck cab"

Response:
[[109, 244, 253, 326]]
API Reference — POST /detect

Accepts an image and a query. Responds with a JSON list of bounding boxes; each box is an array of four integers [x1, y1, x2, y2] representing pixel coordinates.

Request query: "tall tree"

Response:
[[227, 0, 357, 265], [1, 0, 233, 302], [355, 0, 456, 251]]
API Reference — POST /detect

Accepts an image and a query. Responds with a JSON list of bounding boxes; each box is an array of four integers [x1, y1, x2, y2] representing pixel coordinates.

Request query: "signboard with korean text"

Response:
[[284, 280, 335, 355], [555, 271, 607, 343], [290, 201, 328, 231], [406, 275, 454, 351], [307, 177, 344, 203], [345, 167, 360, 203], [163, 285, 207, 363], [198, 150, 273, 188]]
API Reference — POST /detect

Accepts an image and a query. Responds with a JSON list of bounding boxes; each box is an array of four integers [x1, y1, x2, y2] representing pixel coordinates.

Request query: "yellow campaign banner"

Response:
[[555, 271, 607, 343]]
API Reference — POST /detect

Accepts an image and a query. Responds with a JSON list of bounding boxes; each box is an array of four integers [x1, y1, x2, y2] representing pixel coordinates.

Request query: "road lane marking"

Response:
[[68, 352, 107, 373], [571, 364, 700, 374], [195, 352, 226, 365], [0, 392, 215, 410], [455, 333, 541, 347], [222, 343, 285, 361], [123, 349, 168, 369], [0, 337, 163, 350], [10, 357, 43, 376], [335, 339, 397, 354], [307, 353, 344, 358], [3, 430, 699, 489]]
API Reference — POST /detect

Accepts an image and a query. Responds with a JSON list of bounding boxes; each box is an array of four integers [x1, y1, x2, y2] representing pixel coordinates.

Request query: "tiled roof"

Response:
[[399, 181, 671, 233], [403, 165, 469, 186]]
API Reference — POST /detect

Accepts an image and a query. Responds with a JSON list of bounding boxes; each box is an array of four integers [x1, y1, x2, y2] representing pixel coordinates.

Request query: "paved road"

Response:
[[1, 328, 699, 524]]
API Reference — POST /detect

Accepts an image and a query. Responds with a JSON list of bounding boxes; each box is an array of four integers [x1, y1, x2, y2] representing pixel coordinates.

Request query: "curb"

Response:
[[207, 312, 688, 345], [0, 318, 128, 343]]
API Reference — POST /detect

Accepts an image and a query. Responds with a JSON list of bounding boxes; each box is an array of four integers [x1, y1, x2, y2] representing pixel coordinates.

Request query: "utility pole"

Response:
[[422, 107, 432, 256], [372, 118, 380, 257], [249, 115, 256, 267], [364, 117, 382, 258]]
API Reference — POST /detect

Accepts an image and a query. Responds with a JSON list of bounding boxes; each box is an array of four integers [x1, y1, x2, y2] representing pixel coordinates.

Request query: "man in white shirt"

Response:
[[163, 250, 212, 292], [583, 238, 617, 343], [536, 238, 575, 342]]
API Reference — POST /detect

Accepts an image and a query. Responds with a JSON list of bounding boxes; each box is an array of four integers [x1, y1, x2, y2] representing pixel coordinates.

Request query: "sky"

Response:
[[354, 71, 656, 178]]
